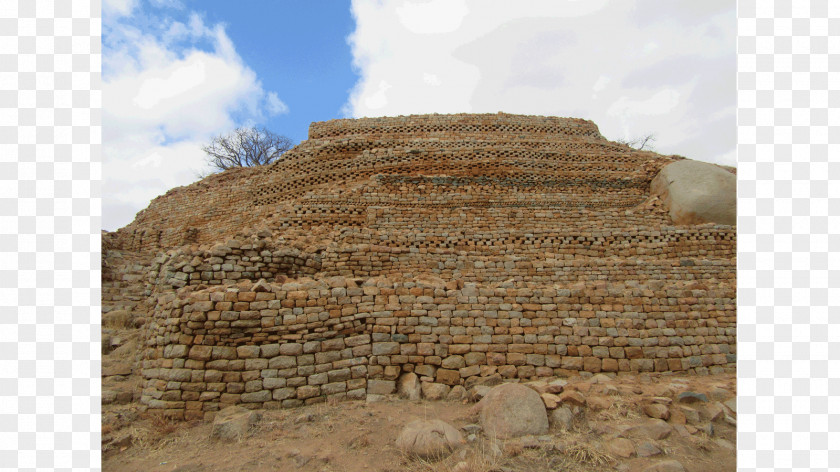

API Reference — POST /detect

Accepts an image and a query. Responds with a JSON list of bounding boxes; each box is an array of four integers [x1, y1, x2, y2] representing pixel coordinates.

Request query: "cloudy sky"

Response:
[[103, 0, 736, 231]]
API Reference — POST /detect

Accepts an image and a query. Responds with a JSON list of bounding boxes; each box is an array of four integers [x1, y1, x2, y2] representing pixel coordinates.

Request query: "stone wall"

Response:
[[113, 113, 683, 254], [147, 240, 322, 290], [140, 277, 735, 419], [147, 211, 734, 291], [108, 113, 738, 419]]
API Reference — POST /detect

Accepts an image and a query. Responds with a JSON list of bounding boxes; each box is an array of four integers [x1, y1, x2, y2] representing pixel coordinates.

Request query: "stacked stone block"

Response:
[[113, 113, 682, 254], [104, 113, 738, 419], [140, 277, 735, 418]]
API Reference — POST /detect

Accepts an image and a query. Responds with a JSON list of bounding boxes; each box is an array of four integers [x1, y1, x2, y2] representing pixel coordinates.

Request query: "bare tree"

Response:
[[616, 133, 656, 151], [201, 127, 294, 172]]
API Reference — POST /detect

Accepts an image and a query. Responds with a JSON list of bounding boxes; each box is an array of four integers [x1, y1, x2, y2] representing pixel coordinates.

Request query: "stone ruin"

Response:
[[102, 113, 736, 420]]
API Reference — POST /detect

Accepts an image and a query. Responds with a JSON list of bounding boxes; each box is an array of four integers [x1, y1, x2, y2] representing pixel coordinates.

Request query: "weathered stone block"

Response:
[[367, 379, 396, 395], [372, 342, 400, 356], [279, 343, 303, 356], [268, 356, 296, 369], [188, 345, 212, 361], [435, 369, 460, 386], [296, 385, 320, 399], [241, 390, 270, 403]]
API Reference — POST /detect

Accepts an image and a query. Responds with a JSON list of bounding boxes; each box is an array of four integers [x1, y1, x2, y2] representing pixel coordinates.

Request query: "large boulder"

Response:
[[210, 405, 261, 440], [650, 160, 736, 226], [478, 383, 549, 439], [395, 419, 464, 459]]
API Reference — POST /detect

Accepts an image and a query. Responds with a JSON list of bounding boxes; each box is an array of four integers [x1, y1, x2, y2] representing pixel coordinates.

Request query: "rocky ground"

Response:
[[103, 360, 736, 472]]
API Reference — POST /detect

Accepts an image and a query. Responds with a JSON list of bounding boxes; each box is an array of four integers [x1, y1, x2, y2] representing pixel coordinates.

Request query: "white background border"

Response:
[[1, 0, 838, 470]]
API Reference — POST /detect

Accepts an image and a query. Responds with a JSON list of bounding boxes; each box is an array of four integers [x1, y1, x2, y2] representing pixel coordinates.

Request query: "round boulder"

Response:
[[650, 160, 736, 226], [396, 419, 464, 459], [478, 383, 549, 439]]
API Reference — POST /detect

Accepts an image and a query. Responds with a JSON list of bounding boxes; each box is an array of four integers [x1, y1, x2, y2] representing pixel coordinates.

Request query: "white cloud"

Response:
[[133, 59, 208, 110], [592, 75, 610, 93], [395, 0, 470, 35], [149, 0, 185, 9], [607, 89, 682, 119], [364, 80, 392, 110], [265, 92, 290, 115], [103, 6, 288, 231], [102, 0, 138, 19], [423, 73, 442, 86], [345, 0, 735, 166]]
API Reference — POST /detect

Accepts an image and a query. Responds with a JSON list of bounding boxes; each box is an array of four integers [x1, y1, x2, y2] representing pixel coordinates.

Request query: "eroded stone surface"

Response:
[[478, 383, 549, 439], [651, 160, 736, 226], [396, 419, 464, 459], [210, 406, 261, 441]]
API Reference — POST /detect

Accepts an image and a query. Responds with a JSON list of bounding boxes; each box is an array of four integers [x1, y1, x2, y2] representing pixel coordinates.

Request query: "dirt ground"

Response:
[[102, 371, 736, 472]]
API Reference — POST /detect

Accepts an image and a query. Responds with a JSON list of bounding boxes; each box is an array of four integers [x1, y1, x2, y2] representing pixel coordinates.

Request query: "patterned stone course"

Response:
[[111, 113, 684, 253]]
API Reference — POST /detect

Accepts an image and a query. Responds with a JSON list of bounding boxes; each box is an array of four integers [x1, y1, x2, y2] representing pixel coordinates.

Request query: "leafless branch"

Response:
[[201, 127, 293, 172], [616, 133, 657, 151]]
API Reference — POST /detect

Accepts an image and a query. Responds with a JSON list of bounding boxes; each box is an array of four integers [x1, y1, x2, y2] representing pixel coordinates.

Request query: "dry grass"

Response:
[[398, 438, 504, 472], [117, 412, 204, 454], [561, 440, 615, 469], [695, 432, 718, 452], [148, 413, 180, 436], [104, 372, 738, 472], [250, 411, 287, 437], [397, 427, 622, 472], [347, 433, 372, 450], [595, 397, 642, 422]]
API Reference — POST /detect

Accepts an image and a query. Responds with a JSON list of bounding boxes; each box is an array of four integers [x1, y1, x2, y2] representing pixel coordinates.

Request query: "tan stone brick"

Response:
[[435, 369, 460, 386]]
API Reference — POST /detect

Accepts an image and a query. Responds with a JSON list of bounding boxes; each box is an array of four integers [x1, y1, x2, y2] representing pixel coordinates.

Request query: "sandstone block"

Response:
[[441, 355, 466, 369], [372, 342, 400, 355], [279, 343, 303, 356], [421, 382, 450, 400], [367, 379, 396, 395], [296, 385, 320, 399], [436, 369, 461, 386]]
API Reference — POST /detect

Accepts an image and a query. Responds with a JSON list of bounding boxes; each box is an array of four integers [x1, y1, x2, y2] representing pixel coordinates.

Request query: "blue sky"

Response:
[[102, 0, 736, 231], [179, 0, 357, 144], [103, 0, 356, 145]]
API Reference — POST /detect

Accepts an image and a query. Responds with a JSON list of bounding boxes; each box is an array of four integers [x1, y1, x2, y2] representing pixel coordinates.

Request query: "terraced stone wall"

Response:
[[148, 215, 735, 290], [118, 113, 737, 419], [114, 167, 268, 254], [114, 113, 681, 254], [140, 278, 736, 419]]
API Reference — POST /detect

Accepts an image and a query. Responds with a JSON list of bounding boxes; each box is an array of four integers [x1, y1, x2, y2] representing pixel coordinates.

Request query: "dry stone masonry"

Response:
[[103, 113, 736, 420]]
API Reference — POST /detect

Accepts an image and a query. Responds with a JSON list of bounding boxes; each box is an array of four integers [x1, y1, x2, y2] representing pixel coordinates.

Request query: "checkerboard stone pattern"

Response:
[[1, 0, 100, 470], [737, 0, 840, 471]]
